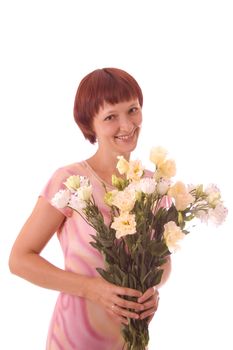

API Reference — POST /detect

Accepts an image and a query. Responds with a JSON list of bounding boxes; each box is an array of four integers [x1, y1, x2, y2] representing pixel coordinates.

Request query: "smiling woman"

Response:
[[73, 68, 143, 144], [8, 68, 171, 350]]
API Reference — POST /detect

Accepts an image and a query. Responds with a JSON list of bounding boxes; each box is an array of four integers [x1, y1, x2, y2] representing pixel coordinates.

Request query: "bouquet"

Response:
[[52, 146, 228, 350]]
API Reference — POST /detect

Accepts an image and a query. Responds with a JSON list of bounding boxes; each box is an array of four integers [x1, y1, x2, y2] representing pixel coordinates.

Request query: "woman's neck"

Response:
[[86, 150, 130, 185]]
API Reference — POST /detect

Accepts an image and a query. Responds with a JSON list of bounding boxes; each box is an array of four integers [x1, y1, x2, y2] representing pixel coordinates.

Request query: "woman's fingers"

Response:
[[107, 307, 128, 325], [140, 303, 158, 320], [92, 278, 161, 323], [113, 295, 144, 312], [138, 288, 160, 321], [115, 285, 142, 299], [138, 287, 158, 303], [111, 303, 140, 320]]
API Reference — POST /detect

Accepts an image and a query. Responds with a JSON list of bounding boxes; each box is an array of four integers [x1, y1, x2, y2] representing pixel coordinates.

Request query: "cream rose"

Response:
[[168, 181, 195, 211], [163, 221, 185, 252], [111, 212, 137, 239], [149, 146, 168, 166], [112, 188, 136, 212], [157, 159, 176, 179], [126, 159, 144, 182]]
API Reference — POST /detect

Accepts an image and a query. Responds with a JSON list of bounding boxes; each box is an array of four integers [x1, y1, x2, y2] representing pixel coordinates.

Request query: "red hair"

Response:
[[73, 68, 143, 144]]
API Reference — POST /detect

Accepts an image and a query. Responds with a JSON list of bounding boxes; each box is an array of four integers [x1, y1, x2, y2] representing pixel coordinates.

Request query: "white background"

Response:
[[0, 1, 232, 349]]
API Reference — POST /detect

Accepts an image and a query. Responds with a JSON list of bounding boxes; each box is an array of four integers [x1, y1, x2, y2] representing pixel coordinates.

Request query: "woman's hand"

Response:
[[85, 276, 145, 325], [138, 287, 160, 323]]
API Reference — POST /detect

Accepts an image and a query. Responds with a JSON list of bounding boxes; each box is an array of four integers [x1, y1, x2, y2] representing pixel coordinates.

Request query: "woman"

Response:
[[9, 68, 171, 349]]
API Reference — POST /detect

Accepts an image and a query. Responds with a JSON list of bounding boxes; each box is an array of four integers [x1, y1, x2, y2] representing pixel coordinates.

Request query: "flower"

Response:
[[116, 156, 130, 174], [138, 178, 157, 194], [69, 193, 87, 210], [64, 175, 80, 192], [150, 146, 167, 166], [163, 221, 186, 252], [51, 189, 70, 208], [51, 146, 227, 350], [104, 190, 118, 206], [208, 203, 228, 226], [205, 184, 221, 206], [126, 159, 144, 181], [168, 181, 195, 211], [157, 159, 176, 179], [111, 212, 137, 239], [76, 185, 92, 201], [111, 188, 136, 212], [156, 178, 170, 195]]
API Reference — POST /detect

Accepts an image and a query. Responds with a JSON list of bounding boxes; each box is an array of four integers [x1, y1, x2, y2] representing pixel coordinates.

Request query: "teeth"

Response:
[[116, 129, 135, 140]]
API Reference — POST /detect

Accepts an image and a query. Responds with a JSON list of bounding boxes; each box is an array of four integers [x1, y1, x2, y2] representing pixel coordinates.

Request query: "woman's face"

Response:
[[92, 99, 142, 156]]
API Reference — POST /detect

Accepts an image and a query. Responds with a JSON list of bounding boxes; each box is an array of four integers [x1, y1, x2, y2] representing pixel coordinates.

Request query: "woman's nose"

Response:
[[119, 115, 133, 132]]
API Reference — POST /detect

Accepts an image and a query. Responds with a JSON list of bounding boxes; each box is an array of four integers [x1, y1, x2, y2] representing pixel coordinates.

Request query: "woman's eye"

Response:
[[129, 107, 138, 114], [104, 114, 115, 121]]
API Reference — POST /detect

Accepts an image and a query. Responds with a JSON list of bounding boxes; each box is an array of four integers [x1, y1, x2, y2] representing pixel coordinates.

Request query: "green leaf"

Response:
[[96, 268, 114, 284], [89, 241, 102, 251], [149, 241, 169, 256], [149, 269, 164, 287]]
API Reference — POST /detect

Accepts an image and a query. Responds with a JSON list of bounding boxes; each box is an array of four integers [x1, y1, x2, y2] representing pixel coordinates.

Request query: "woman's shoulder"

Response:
[[40, 161, 87, 200], [43, 161, 87, 192], [52, 161, 86, 179]]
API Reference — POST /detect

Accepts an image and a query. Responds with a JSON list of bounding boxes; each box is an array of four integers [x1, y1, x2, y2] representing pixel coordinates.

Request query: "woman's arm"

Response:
[[9, 196, 144, 325]]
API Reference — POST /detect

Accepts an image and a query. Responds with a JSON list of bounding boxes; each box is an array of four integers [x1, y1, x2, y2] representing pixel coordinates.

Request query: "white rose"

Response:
[[156, 178, 170, 195], [51, 189, 70, 208], [77, 185, 92, 201], [79, 176, 90, 187], [69, 194, 87, 210], [205, 184, 221, 206], [208, 203, 228, 226], [138, 178, 156, 194]]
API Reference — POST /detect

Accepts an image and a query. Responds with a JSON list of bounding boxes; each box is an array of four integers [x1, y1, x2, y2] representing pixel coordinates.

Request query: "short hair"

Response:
[[73, 67, 143, 144]]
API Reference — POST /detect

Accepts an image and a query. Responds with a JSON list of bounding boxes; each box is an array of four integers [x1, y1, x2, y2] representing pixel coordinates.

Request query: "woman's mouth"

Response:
[[114, 127, 138, 141]]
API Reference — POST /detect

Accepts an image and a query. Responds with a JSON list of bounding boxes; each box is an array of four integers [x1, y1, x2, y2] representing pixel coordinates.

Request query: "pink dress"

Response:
[[40, 161, 125, 350]]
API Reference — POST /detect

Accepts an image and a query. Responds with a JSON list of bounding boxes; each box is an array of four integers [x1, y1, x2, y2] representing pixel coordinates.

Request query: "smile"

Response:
[[114, 127, 138, 140]]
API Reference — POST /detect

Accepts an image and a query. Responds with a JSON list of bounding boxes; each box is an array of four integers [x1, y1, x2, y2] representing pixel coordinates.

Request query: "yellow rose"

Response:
[[116, 156, 129, 175], [163, 221, 185, 252], [111, 212, 137, 239], [168, 181, 195, 211], [64, 175, 80, 191], [150, 146, 167, 166]]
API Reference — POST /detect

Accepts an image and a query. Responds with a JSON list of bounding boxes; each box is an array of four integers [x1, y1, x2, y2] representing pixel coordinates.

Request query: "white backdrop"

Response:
[[0, 1, 232, 349]]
